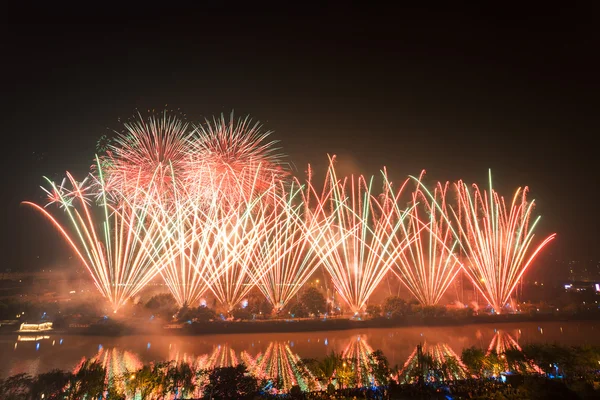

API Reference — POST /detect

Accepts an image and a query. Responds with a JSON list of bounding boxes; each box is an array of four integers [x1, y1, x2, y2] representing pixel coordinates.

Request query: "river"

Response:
[[1, 321, 598, 380]]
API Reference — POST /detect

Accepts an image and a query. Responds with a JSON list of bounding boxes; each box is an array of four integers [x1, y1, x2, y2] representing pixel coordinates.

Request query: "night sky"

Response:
[[3, 5, 599, 275]]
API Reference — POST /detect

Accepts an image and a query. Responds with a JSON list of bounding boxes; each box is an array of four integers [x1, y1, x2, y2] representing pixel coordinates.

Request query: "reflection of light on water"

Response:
[[487, 330, 542, 374], [242, 341, 321, 393], [17, 335, 50, 342], [398, 342, 469, 382], [342, 335, 377, 387], [74, 347, 143, 389]]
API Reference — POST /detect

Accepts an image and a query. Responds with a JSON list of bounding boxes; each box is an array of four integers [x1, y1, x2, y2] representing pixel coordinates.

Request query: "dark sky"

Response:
[[2, 4, 599, 273]]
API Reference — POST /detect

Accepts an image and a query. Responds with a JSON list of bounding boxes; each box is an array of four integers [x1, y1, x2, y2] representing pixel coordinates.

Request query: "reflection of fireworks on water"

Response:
[[197, 344, 239, 369], [342, 335, 377, 387], [487, 330, 520, 355], [74, 347, 143, 386], [242, 342, 321, 392], [487, 330, 542, 374], [398, 342, 469, 382]]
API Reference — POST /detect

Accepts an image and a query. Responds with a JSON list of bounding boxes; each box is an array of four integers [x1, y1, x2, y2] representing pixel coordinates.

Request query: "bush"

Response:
[[383, 296, 407, 318], [288, 302, 309, 318], [231, 307, 253, 320], [300, 287, 326, 316], [145, 293, 177, 318], [366, 304, 381, 318], [203, 365, 258, 399], [196, 305, 217, 322]]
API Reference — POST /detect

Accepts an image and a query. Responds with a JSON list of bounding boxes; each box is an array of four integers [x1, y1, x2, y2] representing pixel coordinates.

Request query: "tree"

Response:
[[145, 293, 177, 319], [246, 292, 273, 317], [0, 373, 33, 400], [203, 365, 258, 399], [166, 361, 195, 399], [67, 361, 106, 400], [383, 296, 407, 318], [288, 302, 309, 318], [368, 350, 391, 385], [176, 305, 196, 323], [300, 287, 326, 316], [301, 351, 342, 385], [195, 305, 217, 322], [231, 307, 253, 320], [504, 346, 528, 374], [422, 305, 446, 318], [461, 346, 485, 377], [366, 304, 382, 318], [126, 364, 165, 399], [30, 370, 71, 400]]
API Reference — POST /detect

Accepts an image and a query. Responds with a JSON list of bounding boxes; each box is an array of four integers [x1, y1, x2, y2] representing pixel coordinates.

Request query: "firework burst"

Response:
[[391, 173, 462, 306], [98, 111, 192, 202], [24, 161, 172, 312], [451, 171, 556, 314], [252, 179, 325, 312], [184, 113, 288, 205], [310, 158, 414, 314]]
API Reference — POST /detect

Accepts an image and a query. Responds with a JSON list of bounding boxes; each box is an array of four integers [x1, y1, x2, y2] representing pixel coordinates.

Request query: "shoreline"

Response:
[[4, 312, 599, 337]]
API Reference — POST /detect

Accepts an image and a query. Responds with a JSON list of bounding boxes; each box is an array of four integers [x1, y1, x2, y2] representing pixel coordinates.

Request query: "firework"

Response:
[[309, 158, 414, 314], [153, 188, 214, 308], [200, 172, 282, 312], [24, 162, 172, 312], [252, 180, 325, 312], [391, 173, 462, 306], [184, 113, 288, 206], [449, 171, 556, 314], [98, 111, 192, 202]]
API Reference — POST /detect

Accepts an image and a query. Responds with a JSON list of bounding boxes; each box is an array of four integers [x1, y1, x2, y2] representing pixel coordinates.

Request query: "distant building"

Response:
[[563, 281, 600, 293], [567, 260, 600, 282]]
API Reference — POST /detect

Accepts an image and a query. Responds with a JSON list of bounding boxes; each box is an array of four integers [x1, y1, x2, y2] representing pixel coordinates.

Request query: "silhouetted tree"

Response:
[[383, 296, 407, 318], [202, 365, 258, 399], [300, 287, 326, 316]]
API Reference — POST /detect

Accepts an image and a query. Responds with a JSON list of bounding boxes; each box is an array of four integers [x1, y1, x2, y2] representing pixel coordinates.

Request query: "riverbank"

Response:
[[4, 311, 599, 337]]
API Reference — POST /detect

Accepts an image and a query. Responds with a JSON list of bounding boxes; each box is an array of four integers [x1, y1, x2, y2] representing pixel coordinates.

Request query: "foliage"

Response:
[[145, 293, 178, 318], [461, 346, 486, 377], [68, 361, 106, 399], [231, 307, 253, 320], [368, 350, 391, 385], [0, 373, 33, 400], [202, 364, 258, 399], [421, 304, 447, 318], [383, 296, 407, 318], [288, 302, 309, 318], [195, 305, 217, 322], [365, 304, 382, 318], [30, 369, 71, 400], [246, 292, 273, 317], [300, 287, 326, 316]]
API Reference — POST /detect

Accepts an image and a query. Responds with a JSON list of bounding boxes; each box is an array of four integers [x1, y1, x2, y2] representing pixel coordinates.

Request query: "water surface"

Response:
[[1, 321, 598, 379]]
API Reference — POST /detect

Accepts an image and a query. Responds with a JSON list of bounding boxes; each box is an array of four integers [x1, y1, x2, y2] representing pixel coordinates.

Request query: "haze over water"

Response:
[[2, 321, 599, 379]]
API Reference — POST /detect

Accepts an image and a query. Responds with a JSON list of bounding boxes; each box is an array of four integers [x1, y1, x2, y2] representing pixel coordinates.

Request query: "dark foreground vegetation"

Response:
[[2, 343, 599, 399]]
